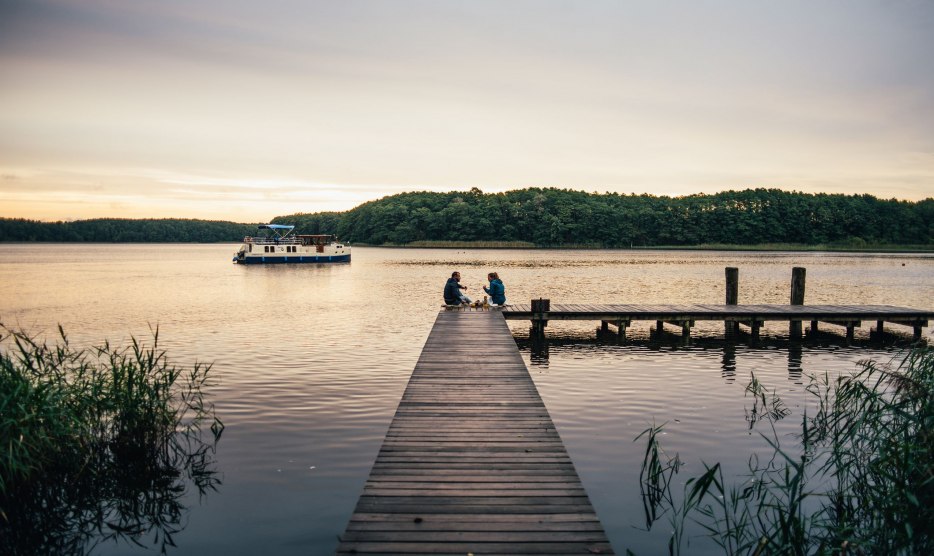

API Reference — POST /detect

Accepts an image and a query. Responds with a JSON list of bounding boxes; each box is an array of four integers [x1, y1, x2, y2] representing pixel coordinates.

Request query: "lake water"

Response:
[[1, 245, 932, 554]]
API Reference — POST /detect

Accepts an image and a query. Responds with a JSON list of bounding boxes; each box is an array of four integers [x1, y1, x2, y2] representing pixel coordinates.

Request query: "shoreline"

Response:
[[1, 241, 932, 253], [354, 242, 934, 253]]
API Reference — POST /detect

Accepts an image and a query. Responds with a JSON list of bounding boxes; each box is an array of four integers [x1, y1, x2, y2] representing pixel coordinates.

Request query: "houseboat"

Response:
[[233, 224, 350, 264]]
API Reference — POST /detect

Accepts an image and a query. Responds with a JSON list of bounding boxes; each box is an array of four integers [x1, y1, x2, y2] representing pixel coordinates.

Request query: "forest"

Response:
[[273, 188, 934, 247], [0, 218, 255, 243], [2, 188, 932, 247]]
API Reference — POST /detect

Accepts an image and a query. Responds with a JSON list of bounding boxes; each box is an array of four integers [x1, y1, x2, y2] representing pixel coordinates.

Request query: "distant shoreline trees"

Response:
[[275, 188, 933, 248], [2, 188, 932, 247], [0, 218, 256, 243]]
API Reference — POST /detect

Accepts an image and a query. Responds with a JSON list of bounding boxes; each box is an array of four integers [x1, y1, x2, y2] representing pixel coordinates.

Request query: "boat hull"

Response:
[[236, 254, 351, 264]]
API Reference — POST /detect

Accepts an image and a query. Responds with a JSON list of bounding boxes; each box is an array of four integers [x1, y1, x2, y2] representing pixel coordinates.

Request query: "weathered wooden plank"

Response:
[[337, 310, 613, 554], [337, 541, 614, 554], [340, 530, 609, 542], [502, 303, 932, 341]]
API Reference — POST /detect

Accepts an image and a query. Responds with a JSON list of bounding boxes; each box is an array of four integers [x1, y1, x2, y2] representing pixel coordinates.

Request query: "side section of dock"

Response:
[[337, 310, 613, 555], [503, 303, 932, 342]]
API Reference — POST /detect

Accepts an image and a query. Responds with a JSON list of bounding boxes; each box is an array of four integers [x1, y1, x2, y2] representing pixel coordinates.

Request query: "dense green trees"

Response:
[[276, 188, 933, 247], [0, 218, 255, 243], [2, 189, 931, 246]]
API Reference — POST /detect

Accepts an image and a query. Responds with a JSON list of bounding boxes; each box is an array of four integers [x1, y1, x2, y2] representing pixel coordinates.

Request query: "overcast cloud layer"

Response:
[[1, 0, 932, 221]]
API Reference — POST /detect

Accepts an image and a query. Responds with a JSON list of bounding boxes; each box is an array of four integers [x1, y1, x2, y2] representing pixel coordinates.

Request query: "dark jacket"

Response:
[[443, 277, 464, 304], [483, 279, 506, 305]]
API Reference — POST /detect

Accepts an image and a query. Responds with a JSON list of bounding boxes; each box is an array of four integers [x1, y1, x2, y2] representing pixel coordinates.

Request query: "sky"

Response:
[[1, 0, 933, 222]]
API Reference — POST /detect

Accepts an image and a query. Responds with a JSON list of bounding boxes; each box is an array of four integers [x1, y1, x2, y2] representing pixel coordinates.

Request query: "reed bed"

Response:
[[399, 240, 537, 248], [636, 347, 934, 555], [0, 324, 223, 555]]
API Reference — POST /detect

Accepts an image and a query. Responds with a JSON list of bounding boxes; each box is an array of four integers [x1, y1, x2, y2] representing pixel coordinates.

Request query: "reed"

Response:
[[636, 348, 934, 555], [402, 240, 538, 248], [0, 324, 224, 554]]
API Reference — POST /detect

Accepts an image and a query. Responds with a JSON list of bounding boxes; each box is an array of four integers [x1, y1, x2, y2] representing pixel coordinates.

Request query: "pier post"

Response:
[[616, 320, 628, 340], [790, 267, 806, 339], [531, 298, 550, 338], [725, 267, 739, 338]]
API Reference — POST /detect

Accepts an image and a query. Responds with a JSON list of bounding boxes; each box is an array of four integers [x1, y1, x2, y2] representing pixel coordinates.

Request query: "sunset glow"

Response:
[[2, 0, 932, 222]]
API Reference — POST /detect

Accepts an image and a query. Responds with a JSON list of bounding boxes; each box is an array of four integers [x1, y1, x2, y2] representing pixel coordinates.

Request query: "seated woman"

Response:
[[483, 272, 506, 306]]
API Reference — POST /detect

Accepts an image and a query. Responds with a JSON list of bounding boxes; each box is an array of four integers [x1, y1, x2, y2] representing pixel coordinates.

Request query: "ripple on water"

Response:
[[1, 245, 929, 556]]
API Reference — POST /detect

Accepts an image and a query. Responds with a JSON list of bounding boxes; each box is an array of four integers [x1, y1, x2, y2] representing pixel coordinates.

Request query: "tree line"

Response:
[[0, 218, 255, 243], [274, 188, 933, 247], [2, 188, 932, 246]]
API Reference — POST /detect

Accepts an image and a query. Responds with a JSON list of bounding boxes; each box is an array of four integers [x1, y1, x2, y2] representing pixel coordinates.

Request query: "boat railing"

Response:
[[243, 236, 302, 245]]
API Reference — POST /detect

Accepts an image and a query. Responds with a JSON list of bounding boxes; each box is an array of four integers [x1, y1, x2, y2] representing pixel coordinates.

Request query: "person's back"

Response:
[[443, 277, 460, 304], [488, 278, 505, 304]]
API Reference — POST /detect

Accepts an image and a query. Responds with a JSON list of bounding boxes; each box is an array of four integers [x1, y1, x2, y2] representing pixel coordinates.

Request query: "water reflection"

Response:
[[721, 343, 737, 383], [0, 432, 221, 555], [529, 328, 550, 365], [787, 342, 803, 383]]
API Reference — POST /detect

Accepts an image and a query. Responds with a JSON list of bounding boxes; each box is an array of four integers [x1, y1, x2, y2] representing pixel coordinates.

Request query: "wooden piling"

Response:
[[725, 267, 739, 337], [531, 298, 550, 337], [725, 267, 739, 305], [790, 267, 806, 339]]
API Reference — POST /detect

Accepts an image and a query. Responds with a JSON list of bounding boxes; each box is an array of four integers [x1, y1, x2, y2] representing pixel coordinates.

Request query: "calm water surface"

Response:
[[1, 245, 931, 554]]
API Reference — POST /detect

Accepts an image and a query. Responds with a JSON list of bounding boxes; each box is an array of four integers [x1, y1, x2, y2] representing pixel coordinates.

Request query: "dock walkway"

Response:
[[503, 303, 933, 341], [337, 310, 613, 555]]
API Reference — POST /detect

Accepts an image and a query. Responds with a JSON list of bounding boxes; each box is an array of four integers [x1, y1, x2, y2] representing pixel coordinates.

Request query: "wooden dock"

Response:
[[337, 310, 614, 555], [503, 303, 933, 342]]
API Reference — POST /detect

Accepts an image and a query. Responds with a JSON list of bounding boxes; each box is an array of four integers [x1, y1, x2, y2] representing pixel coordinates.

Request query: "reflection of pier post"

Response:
[[530, 332, 550, 363], [787, 341, 803, 383], [790, 267, 806, 339], [721, 343, 736, 383], [725, 267, 739, 339], [531, 298, 550, 339]]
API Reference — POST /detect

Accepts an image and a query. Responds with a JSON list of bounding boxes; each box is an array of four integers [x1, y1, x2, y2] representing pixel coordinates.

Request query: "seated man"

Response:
[[443, 271, 472, 305]]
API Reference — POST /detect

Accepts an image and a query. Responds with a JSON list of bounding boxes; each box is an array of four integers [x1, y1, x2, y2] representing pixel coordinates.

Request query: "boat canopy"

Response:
[[257, 224, 295, 238]]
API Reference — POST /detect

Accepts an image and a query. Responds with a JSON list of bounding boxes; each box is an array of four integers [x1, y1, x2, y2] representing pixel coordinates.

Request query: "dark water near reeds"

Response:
[[1, 245, 932, 555]]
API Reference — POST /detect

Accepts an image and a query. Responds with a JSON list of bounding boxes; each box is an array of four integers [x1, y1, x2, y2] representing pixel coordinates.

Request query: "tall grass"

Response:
[[636, 348, 934, 555], [0, 324, 224, 555]]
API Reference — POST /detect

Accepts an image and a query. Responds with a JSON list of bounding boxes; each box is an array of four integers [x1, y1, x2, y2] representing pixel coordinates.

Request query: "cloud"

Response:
[[1, 0, 933, 221]]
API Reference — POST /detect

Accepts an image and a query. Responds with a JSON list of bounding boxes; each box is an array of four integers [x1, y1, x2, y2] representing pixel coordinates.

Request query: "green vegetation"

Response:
[[0, 217, 255, 242], [0, 325, 223, 555], [3, 188, 932, 247], [636, 347, 934, 555], [388, 240, 538, 248], [278, 188, 932, 248]]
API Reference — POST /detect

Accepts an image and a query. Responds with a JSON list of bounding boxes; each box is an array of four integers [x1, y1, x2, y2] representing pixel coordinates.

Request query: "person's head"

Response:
[[488, 272, 498, 281], [451, 271, 461, 281]]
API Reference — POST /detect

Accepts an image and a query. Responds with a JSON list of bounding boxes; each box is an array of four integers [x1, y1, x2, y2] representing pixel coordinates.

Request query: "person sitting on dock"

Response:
[[483, 272, 506, 306], [443, 271, 472, 305]]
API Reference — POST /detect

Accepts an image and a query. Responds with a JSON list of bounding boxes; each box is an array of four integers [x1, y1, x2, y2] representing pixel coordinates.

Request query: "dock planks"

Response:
[[503, 303, 932, 340], [502, 303, 932, 323], [337, 310, 613, 555]]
